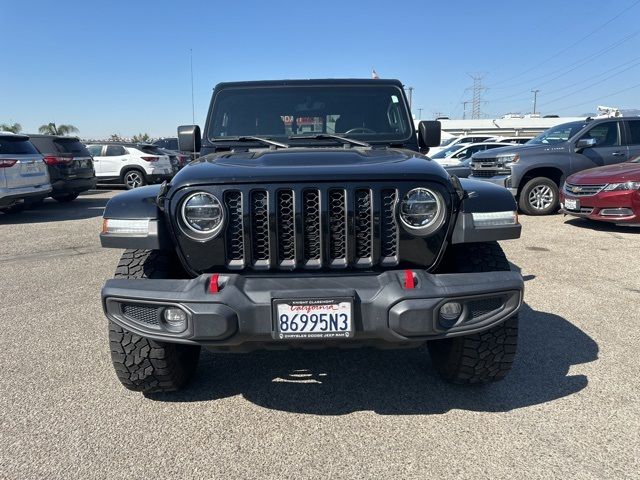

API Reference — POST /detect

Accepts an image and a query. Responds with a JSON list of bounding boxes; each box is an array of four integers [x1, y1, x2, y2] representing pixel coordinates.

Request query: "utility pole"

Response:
[[417, 108, 423, 119], [464, 74, 487, 119], [407, 87, 414, 110], [531, 89, 540, 115], [462, 101, 470, 120]]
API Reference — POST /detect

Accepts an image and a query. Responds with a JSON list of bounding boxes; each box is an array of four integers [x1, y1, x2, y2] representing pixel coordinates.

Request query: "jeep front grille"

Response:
[[222, 186, 399, 270]]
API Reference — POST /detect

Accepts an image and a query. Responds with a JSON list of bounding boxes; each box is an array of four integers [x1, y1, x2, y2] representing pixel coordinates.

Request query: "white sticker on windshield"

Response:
[[391, 95, 399, 103]]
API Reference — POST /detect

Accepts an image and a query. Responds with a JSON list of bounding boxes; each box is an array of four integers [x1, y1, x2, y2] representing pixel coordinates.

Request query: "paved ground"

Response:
[[0, 189, 638, 479]]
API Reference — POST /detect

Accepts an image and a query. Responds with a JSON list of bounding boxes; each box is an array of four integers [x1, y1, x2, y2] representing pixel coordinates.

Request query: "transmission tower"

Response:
[[465, 74, 487, 119]]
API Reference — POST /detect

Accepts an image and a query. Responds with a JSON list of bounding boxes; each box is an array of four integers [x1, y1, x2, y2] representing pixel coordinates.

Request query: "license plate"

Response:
[[273, 298, 353, 340], [564, 198, 579, 211], [23, 164, 38, 174]]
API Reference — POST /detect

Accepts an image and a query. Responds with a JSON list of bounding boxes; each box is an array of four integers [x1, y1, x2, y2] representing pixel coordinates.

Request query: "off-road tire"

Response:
[[429, 242, 519, 384], [108, 249, 200, 393], [519, 176, 559, 215], [122, 169, 147, 190], [53, 193, 79, 203]]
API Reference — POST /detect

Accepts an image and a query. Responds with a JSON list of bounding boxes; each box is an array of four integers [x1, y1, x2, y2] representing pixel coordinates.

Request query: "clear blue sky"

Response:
[[2, 0, 639, 138]]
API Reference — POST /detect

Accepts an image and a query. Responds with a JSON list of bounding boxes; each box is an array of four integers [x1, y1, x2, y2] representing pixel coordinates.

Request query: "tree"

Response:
[[38, 122, 79, 136], [0, 122, 22, 133], [131, 133, 151, 143], [109, 134, 122, 141]]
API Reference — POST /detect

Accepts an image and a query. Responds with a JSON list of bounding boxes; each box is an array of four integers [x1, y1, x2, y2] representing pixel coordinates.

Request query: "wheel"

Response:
[[108, 249, 200, 393], [518, 177, 559, 215], [52, 193, 79, 203], [429, 242, 519, 384], [122, 169, 147, 190]]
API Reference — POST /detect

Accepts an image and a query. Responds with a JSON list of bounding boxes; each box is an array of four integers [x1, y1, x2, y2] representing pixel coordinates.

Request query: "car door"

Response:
[[573, 121, 628, 171], [87, 145, 105, 176], [101, 145, 128, 177], [624, 119, 640, 161]]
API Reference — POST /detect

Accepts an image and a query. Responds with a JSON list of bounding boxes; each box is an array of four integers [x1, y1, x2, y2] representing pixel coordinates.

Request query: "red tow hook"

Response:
[[404, 270, 415, 289], [208, 274, 220, 293]]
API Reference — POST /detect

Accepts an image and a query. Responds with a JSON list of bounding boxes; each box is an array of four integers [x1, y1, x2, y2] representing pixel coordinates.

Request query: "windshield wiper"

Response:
[[213, 136, 289, 149], [289, 134, 370, 148]]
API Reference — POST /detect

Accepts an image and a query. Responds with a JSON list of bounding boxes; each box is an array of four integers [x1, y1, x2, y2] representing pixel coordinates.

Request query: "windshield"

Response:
[[431, 143, 469, 159], [207, 84, 412, 143], [528, 121, 588, 145]]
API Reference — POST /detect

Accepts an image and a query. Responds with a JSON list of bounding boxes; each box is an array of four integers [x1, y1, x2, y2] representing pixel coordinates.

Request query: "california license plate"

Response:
[[564, 198, 579, 211], [273, 298, 354, 340]]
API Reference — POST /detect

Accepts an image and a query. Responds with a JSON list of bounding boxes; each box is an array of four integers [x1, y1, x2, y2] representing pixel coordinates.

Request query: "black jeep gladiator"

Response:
[[100, 79, 523, 393]]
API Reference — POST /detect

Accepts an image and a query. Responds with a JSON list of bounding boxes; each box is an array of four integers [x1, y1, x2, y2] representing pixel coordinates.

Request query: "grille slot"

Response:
[[222, 185, 401, 270], [303, 190, 322, 266], [122, 304, 160, 327], [564, 183, 606, 196], [468, 297, 503, 319], [354, 189, 373, 265], [251, 190, 270, 267], [225, 191, 244, 268]]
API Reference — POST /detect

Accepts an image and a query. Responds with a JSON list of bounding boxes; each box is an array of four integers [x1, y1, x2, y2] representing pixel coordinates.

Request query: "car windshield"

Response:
[[528, 121, 589, 145], [207, 84, 412, 144], [431, 143, 469, 159]]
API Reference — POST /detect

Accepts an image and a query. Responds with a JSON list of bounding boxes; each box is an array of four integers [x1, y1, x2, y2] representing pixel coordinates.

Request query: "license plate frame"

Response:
[[272, 298, 354, 340], [564, 197, 579, 211]]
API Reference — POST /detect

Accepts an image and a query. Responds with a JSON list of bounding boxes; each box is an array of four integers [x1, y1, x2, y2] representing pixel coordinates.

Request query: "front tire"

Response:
[[519, 177, 559, 215], [53, 193, 79, 203], [429, 242, 519, 384], [108, 249, 200, 393]]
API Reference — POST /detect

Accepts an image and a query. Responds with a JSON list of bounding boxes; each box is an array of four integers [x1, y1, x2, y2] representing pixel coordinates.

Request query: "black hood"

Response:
[[170, 147, 453, 188]]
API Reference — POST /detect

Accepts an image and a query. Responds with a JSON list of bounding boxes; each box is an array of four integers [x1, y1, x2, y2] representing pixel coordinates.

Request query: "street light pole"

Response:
[[407, 87, 414, 110]]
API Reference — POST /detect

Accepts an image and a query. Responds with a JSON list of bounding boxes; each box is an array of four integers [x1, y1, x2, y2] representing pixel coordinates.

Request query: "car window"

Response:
[[87, 145, 103, 156], [626, 120, 640, 145], [105, 145, 127, 156], [0, 137, 39, 154], [529, 121, 589, 145], [580, 121, 620, 147]]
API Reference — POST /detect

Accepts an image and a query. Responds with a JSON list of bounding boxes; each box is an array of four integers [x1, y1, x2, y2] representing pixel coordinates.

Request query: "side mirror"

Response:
[[178, 125, 201, 153], [575, 137, 596, 151], [418, 120, 442, 149]]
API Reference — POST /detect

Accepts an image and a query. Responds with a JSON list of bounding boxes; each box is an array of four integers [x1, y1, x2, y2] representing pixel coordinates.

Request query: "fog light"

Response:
[[439, 302, 462, 328], [163, 307, 187, 332]]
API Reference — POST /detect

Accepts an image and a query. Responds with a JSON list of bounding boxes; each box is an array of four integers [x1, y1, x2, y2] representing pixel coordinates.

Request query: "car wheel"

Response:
[[429, 242, 519, 384], [52, 193, 79, 203], [109, 249, 200, 394], [519, 177, 559, 215], [122, 169, 147, 190]]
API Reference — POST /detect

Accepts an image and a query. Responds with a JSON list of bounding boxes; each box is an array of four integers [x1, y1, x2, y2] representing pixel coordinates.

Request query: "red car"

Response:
[[561, 158, 640, 225]]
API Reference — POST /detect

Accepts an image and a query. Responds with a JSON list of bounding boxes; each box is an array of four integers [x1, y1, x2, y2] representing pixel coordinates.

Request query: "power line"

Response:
[[552, 82, 640, 112], [489, 0, 640, 88]]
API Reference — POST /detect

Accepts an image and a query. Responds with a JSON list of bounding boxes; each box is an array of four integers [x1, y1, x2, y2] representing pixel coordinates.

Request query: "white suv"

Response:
[[86, 143, 174, 189], [0, 133, 51, 214]]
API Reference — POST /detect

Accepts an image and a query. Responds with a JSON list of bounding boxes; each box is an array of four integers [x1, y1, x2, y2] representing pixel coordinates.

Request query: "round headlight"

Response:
[[399, 188, 445, 236], [181, 192, 225, 238]]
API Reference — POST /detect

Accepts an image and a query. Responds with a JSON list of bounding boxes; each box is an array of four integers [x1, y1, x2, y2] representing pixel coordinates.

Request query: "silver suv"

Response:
[[0, 133, 51, 213]]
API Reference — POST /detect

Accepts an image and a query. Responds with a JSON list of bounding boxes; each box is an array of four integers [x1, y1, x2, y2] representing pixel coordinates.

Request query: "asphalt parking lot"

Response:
[[1, 189, 638, 479]]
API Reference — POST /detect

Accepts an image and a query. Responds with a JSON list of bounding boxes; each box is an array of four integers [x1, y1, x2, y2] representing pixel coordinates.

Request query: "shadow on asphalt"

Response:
[[564, 217, 639, 233], [149, 303, 598, 414], [0, 190, 109, 224]]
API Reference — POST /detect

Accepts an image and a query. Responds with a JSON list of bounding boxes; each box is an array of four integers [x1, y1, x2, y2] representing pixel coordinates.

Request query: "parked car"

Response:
[[153, 137, 179, 151], [561, 156, 640, 226], [483, 136, 533, 144], [86, 142, 173, 189], [429, 134, 494, 156], [433, 142, 510, 166], [470, 117, 639, 215], [28, 134, 96, 202], [157, 148, 189, 172], [0, 132, 51, 213], [443, 158, 472, 178], [99, 78, 523, 393]]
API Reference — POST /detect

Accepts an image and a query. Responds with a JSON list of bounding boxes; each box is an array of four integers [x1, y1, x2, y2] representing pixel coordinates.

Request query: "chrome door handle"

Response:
[[612, 152, 625, 156]]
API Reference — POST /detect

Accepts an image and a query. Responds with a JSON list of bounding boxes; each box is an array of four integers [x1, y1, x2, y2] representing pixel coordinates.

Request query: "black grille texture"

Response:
[[122, 304, 160, 326], [468, 297, 503, 319], [223, 186, 400, 270]]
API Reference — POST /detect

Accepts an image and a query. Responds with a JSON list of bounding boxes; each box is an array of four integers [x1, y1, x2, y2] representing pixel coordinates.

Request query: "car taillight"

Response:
[[43, 155, 74, 166], [0, 159, 18, 168], [141, 156, 159, 162]]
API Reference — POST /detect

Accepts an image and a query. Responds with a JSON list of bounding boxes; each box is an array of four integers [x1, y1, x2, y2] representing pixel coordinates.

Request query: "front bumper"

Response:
[[102, 270, 523, 350], [561, 190, 640, 225], [469, 174, 517, 195]]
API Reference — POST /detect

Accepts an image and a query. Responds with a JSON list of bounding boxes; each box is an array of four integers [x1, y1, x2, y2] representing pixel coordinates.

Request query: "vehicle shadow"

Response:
[[150, 303, 598, 415], [564, 217, 639, 233], [0, 191, 109, 224]]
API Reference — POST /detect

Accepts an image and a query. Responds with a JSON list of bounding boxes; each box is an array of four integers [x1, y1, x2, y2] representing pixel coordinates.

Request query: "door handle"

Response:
[[612, 152, 625, 156]]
